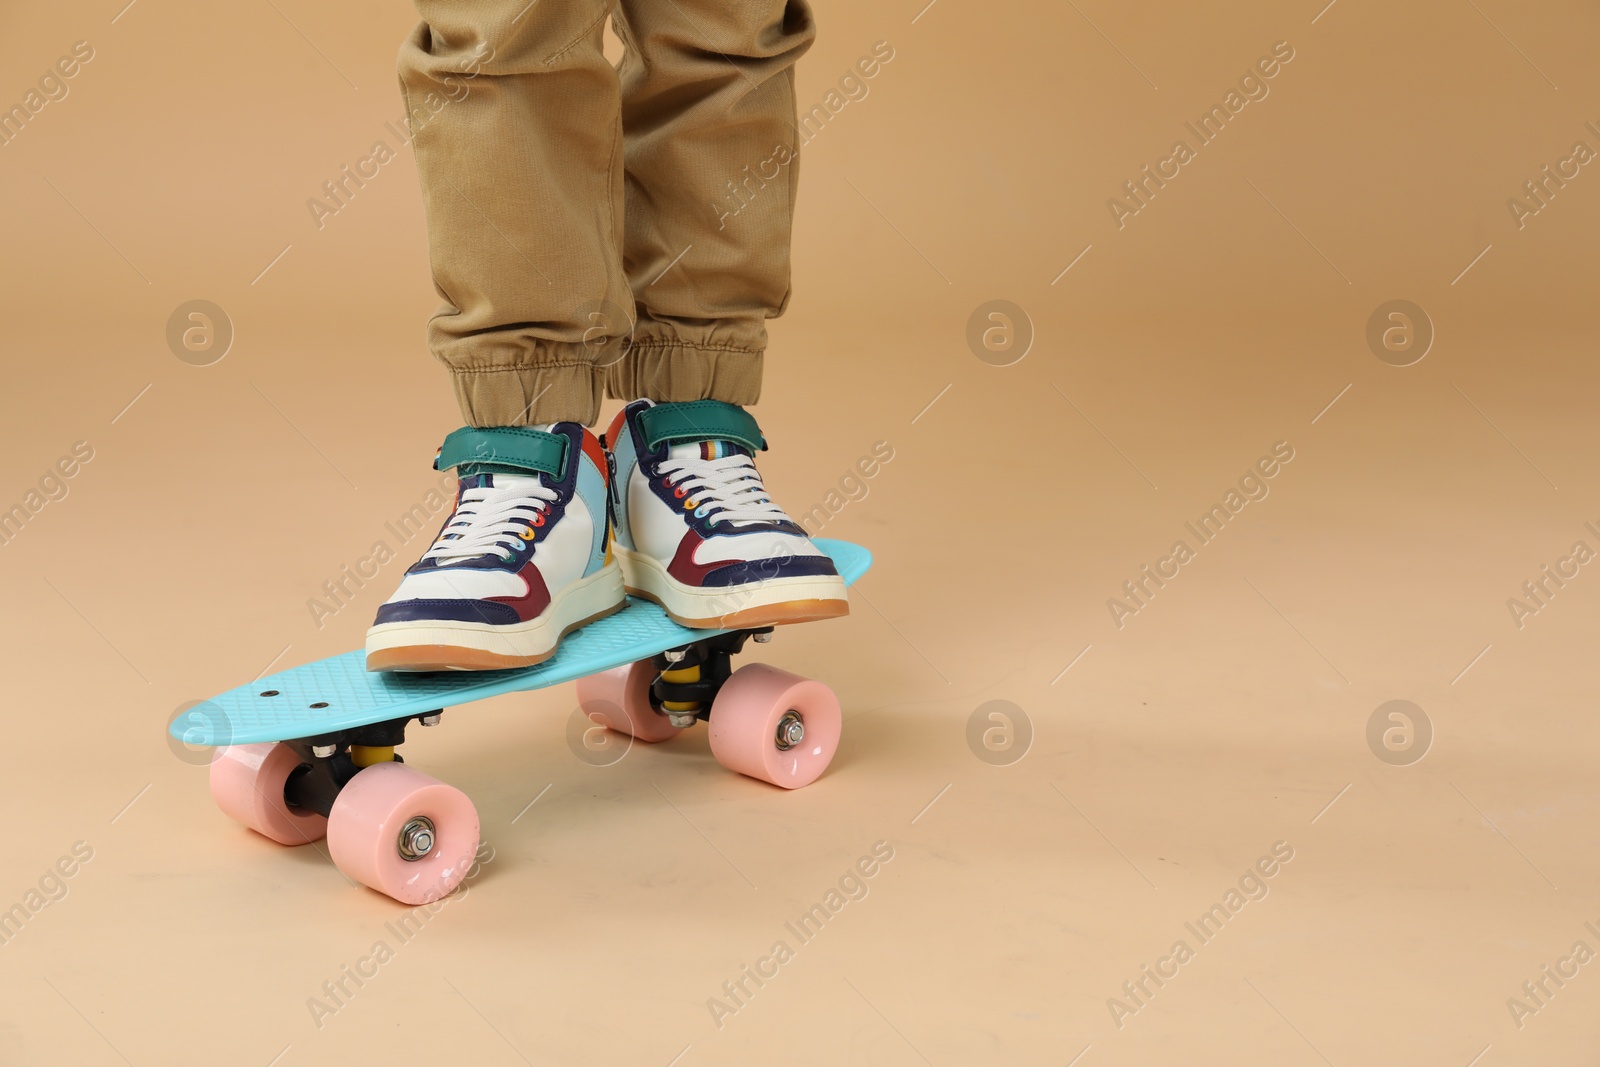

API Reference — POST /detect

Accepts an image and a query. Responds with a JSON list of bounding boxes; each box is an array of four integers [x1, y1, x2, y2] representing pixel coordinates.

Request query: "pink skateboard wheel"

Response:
[[327, 762, 479, 905], [210, 743, 329, 845], [707, 664, 841, 789], [575, 660, 685, 743]]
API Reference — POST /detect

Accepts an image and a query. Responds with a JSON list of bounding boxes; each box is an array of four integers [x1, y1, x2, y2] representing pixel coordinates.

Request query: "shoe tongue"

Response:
[[667, 439, 749, 461], [463, 471, 544, 491]]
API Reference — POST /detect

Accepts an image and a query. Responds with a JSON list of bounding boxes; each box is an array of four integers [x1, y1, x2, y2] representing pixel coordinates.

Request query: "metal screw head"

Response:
[[774, 710, 805, 751], [662, 649, 688, 664], [311, 744, 337, 759], [752, 632, 772, 644], [667, 711, 698, 728], [420, 713, 441, 727], [397, 816, 436, 861]]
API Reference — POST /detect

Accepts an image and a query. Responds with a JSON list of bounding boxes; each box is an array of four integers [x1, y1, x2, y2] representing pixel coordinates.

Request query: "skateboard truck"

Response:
[[278, 711, 441, 819], [649, 628, 773, 725]]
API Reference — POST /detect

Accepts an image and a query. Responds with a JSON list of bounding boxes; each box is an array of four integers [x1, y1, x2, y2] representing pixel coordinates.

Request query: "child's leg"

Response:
[[597, 1, 846, 630], [606, 0, 816, 407], [370, 3, 633, 672], [398, 0, 630, 428]]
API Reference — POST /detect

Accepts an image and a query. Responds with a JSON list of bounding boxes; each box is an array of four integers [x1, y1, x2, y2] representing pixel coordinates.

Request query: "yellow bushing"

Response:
[[350, 745, 396, 767], [661, 663, 700, 712]]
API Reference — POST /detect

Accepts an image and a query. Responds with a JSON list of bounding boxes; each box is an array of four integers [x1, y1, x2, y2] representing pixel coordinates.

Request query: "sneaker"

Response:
[[365, 424, 624, 671], [604, 399, 848, 628]]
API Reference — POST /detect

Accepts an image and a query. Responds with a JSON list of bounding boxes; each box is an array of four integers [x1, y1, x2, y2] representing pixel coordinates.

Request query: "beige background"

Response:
[[3, 0, 1600, 1063]]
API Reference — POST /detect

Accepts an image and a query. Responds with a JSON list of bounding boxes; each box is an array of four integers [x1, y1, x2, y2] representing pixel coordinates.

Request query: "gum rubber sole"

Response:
[[623, 586, 849, 630], [366, 601, 625, 672], [615, 546, 850, 630]]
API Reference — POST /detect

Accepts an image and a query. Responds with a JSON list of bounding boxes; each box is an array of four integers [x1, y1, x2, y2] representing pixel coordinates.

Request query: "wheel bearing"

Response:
[[397, 816, 436, 861], [774, 710, 805, 751]]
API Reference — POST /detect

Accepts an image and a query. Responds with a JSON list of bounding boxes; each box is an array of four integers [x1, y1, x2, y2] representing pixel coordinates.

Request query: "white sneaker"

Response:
[[604, 399, 848, 629], [366, 424, 623, 671]]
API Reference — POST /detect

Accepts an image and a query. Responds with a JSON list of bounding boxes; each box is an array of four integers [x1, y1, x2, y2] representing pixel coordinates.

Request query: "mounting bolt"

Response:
[[662, 648, 688, 664], [311, 744, 337, 759], [397, 816, 436, 861], [753, 631, 772, 644], [774, 710, 805, 751], [420, 713, 441, 727]]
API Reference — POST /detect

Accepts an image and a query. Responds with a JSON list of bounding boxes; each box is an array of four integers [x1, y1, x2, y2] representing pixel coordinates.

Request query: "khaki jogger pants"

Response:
[[398, 0, 816, 428]]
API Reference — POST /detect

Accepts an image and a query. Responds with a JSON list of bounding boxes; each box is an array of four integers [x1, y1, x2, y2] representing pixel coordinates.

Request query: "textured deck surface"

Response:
[[171, 539, 871, 746]]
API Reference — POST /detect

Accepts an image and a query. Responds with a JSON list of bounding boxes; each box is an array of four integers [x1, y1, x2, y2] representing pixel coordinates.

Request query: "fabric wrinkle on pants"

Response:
[[398, 0, 816, 428]]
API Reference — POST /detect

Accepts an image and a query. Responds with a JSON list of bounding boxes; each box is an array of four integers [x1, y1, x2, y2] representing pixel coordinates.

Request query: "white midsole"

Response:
[[365, 563, 624, 657], [615, 546, 846, 622]]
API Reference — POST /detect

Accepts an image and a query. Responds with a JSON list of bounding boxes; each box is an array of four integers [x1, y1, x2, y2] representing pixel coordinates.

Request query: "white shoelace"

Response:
[[423, 478, 557, 565], [660, 453, 790, 527]]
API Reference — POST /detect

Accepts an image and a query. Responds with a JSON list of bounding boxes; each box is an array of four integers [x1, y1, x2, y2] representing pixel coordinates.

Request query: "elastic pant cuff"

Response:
[[450, 364, 602, 427], [604, 344, 763, 407]]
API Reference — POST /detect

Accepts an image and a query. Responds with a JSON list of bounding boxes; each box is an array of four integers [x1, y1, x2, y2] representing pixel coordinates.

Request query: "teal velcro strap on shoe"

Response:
[[637, 400, 766, 453], [434, 426, 568, 478]]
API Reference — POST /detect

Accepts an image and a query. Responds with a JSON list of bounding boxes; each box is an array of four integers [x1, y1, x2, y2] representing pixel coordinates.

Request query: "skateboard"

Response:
[[170, 539, 872, 905]]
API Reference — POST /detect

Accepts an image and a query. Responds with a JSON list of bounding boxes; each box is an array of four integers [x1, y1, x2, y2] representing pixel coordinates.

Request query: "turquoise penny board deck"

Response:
[[171, 539, 872, 747]]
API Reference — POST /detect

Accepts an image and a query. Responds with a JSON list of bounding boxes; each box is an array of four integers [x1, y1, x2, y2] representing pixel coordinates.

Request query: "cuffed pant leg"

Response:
[[605, 0, 815, 407], [400, 0, 632, 426]]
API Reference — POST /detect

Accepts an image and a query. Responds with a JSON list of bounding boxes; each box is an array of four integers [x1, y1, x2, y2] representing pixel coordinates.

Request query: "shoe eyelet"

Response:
[[673, 486, 686, 499], [533, 514, 546, 527], [519, 528, 536, 541]]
